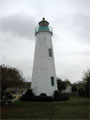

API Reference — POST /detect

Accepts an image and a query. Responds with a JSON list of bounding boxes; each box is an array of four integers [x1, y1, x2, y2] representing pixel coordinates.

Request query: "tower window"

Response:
[[49, 48, 52, 57], [51, 77, 54, 86]]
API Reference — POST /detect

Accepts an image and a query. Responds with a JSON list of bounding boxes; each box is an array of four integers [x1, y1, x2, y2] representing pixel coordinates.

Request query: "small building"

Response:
[[62, 85, 72, 93], [7, 82, 31, 94]]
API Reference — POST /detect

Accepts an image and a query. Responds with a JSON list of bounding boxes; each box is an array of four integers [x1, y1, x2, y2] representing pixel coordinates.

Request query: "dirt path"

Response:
[[12, 94, 22, 102]]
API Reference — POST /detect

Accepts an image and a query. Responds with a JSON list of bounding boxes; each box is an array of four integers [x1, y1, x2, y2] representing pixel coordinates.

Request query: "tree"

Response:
[[0, 64, 24, 90], [78, 88, 86, 97], [0, 65, 25, 105], [83, 69, 90, 98], [64, 79, 71, 86], [72, 85, 77, 92], [57, 78, 66, 92], [53, 90, 60, 97], [74, 81, 84, 89]]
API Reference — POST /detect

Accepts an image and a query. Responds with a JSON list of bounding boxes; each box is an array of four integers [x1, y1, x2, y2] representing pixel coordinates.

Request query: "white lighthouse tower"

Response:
[[31, 18, 57, 96]]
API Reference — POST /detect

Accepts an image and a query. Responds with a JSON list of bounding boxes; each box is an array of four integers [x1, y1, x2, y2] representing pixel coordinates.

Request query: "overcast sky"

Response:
[[0, 0, 90, 83]]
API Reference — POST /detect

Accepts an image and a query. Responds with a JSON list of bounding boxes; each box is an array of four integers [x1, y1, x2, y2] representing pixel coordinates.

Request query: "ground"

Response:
[[1, 96, 89, 119]]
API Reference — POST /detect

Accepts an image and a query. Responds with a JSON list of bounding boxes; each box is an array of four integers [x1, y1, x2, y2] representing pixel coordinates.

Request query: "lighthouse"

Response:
[[31, 18, 57, 96]]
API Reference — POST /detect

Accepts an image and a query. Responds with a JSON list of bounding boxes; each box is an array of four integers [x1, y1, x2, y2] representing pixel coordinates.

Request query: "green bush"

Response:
[[53, 90, 69, 101], [25, 89, 34, 96], [34, 96, 53, 102], [40, 93, 47, 97], [78, 88, 86, 97], [1, 90, 13, 106], [21, 95, 53, 102], [53, 90, 60, 97], [54, 94, 69, 101], [20, 90, 69, 102], [20, 89, 35, 101], [72, 85, 77, 92], [20, 96, 34, 101]]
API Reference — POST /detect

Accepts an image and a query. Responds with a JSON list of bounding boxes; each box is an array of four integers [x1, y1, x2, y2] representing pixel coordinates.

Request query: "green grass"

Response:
[[1, 97, 89, 119]]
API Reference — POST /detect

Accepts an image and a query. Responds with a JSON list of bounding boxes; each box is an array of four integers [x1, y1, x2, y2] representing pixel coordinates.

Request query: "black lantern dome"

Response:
[[39, 18, 49, 26]]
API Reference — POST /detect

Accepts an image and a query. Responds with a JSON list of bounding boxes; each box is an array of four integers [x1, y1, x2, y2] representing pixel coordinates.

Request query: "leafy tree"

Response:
[[78, 88, 86, 97], [74, 81, 84, 89], [0, 64, 25, 105], [53, 90, 60, 97], [0, 64, 24, 90], [72, 85, 77, 92], [40, 93, 47, 97], [24, 89, 34, 96], [57, 78, 66, 92], [83, 69, 90, 98], [64, 79, 71, 86]]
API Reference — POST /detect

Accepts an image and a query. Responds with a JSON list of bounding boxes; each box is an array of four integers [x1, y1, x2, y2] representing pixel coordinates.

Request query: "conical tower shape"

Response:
[[31, 18, 57, 96]]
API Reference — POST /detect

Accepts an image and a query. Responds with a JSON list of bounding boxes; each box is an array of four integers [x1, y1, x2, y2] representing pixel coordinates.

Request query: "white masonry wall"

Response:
[[31, 31, 57, 96]]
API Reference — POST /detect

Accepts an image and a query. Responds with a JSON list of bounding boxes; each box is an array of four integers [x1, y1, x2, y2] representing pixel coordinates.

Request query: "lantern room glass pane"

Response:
[[35, 26, 53, 34], [39, 26, 49, 31]]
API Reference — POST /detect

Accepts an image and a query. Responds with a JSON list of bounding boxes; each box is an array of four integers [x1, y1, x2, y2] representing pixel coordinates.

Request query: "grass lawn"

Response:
[[1, 97, 89, 119]]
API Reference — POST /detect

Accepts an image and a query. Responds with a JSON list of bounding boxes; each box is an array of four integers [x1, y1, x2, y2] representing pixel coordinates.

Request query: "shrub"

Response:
[[21, 94, 53, 102], [20, 90, 69, 102], [53, 90, 69, 101], [40, 93, 47, 97], [20, 89, 34, 101], [53, 90, 60, 97], [20, 96, 34, 101], [34, 96, 53, 102], [25, 89, 34, 96], [72, 85, 77, 92], [54, 94, 69, 101], [78, 88, 86, 97], [1, 90, 13, 106], [57, 79, 66, 92], [85, 79, 90, 98]]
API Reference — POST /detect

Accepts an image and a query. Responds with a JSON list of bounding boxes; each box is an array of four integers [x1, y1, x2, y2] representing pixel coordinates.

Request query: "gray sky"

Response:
[[0, 0, 90, 83]]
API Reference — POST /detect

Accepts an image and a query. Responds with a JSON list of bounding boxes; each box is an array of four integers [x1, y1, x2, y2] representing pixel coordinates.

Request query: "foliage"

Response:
[[0, 64, 24, 105], [78, 88, 86, 97], [54, 94, 69, 101], [74, 81, 84, 89], [57, 78, 66, 92], [24, 89, 34, 96], [20, 89, 34, 101], [1, 90, 13, 106], [53, 90, 69, 101], [72, 85, 77, 92], [83, 69, 90, 98], [83, 69, 90, 82], [73, 69, 90, 98], [34, 96, 53, 102], [20, 91, 53, 102], [64, 79, 71, 85], [20, 90, 69, 102], [40, 93, 47, 97], [21, 96, 53, 102], [20, 96, 34, 101], [0, 64, 24, 90], [53, 90, 60, 97], [85, 79, 90, 98]]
